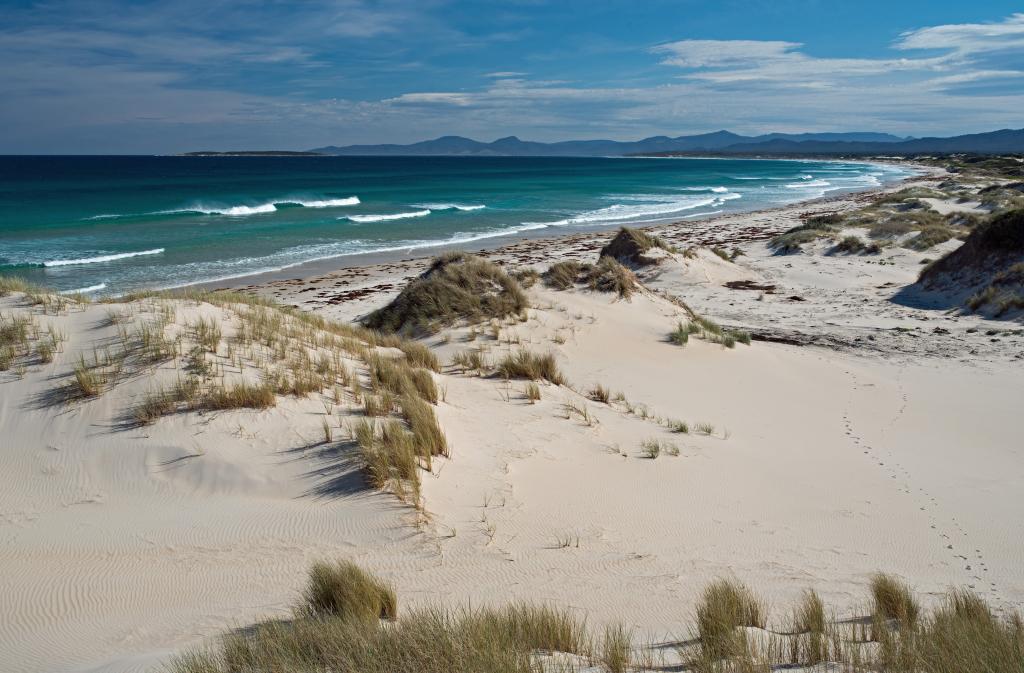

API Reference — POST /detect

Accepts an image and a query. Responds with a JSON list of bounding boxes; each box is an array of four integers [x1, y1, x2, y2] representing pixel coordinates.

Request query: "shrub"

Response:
[[524, 382, 541, 403], [364, 253, 527, 335], [585, 257, 637, 298], [301, 560, 397, 621], [496, 350, 565, 385], [542, 261, 583, 290]]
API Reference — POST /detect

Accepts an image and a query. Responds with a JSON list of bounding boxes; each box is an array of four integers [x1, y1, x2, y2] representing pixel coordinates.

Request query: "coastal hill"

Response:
[[310, 128, 1024, 157], [311, 130, 909, 157]]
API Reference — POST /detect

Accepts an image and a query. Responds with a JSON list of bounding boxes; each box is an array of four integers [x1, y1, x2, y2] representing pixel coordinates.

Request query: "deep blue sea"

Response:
[[0, 156, 910, 295]]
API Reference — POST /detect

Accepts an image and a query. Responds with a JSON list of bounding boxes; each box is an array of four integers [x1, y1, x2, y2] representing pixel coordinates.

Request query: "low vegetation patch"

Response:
[[542, 260, 585, 290], [497, 350, 565, 385], [301, 559, 397, 622], [599, 226, 671, 266], [585, 257, 638, 298], [172, 561, 1024, 673], [363, 253, 527, 335]]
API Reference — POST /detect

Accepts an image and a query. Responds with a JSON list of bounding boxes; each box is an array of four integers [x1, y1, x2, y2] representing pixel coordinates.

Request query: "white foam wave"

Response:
[[680, 186, 730, 193], [525, 196, 725, 228], [345, 209, 432, 223], [61, 283, 107, 295], [283, 197, 360, 208], [43, 248, 165, 267], [785, 180, 831, 189], [197, 203, 278, 216], [414, 203, 486, 211]]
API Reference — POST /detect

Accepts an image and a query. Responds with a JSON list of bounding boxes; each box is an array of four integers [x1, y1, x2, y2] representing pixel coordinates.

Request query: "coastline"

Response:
[[3, 158, 1023, 673], [219, 161, 939, 320]]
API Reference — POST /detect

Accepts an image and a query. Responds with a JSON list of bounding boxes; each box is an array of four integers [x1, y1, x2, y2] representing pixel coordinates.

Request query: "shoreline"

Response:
[[221, 162, 940, 318], [204, 162, 933, 293]]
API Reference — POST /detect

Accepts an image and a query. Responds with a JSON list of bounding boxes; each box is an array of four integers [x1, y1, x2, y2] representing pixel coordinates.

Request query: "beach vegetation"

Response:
[[301, 560, 397, 622], [584, 257, 637, 298], [696, 579, 767, 659], [496, 350, 565, 385], [587, 383, 610, 404], [542, 260, 584, 290], [599, 226, 670, 266], [363, 253, 528, 336], [870, 573, 919, 626]]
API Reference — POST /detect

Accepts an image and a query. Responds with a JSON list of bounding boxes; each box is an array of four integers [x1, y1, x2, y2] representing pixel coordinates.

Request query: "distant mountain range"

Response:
[[310, 128, 1024, 157]]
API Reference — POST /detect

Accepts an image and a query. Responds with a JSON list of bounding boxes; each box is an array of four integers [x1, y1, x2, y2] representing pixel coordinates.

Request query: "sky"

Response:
[[2, 1, 1023, 153]]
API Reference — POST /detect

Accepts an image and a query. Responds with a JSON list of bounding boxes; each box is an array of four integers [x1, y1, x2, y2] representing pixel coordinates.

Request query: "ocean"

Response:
[[0, 155, 911, 295]]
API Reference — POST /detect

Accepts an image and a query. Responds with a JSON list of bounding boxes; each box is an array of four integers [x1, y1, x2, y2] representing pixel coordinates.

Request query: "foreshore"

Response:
[[222, 162, 940, 323]]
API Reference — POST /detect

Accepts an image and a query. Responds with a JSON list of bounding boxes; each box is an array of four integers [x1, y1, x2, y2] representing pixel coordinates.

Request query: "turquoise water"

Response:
[[0, 156, 910, 295]]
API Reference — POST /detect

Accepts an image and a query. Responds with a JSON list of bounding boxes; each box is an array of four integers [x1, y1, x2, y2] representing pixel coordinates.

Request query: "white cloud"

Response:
[[895, 12, 1024, 54]]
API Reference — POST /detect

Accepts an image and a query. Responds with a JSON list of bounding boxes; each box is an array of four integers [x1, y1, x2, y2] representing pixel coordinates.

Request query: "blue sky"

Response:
[[2, 1, 1023, 153]]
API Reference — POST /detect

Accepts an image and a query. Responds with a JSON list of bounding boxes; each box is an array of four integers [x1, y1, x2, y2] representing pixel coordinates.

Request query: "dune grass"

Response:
[[585, 257, 638, 298], [599, 226, 670, 266], [363, 253, 528, 335], [171, 559, 1024, 673], [870, 573, 920, 626], [542, 260, 584, 290], [695, 579, 767, 660], [496, 350, 565, 385], [301, 560, 397, 621]]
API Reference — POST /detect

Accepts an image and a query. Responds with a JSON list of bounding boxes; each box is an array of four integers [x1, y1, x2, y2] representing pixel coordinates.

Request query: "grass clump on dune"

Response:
[[363, 253, 527, 336], [769, 214, 842, 253], [399, 394, 448, 461], [301, 559, 397, 621], [172, 562, 592, 673], [368, 354, 438, 403], [870, 572, 920, 627], [599, 226, 670, 266], [172, 561, 1024, 673], [904, 224, 956, 251], [496, 350, 565, 385], [204, 381, 276, 410], [542, 260, 584, 290], [695, 579, 767, 659], [585, 257, 638, 298]]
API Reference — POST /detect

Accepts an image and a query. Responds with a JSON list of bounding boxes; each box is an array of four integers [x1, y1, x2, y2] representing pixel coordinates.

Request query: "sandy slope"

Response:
[[2, 174, 1023, 671]]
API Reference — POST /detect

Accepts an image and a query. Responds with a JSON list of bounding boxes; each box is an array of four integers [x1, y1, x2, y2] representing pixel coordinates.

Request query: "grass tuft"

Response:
[[497, 350, 565, 385], [301, 560, 397, 622]]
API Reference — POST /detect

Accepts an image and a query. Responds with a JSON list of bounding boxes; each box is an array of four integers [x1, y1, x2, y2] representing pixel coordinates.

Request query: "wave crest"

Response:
[[43, 248, 165, 267], [345, 209, 432, 223]]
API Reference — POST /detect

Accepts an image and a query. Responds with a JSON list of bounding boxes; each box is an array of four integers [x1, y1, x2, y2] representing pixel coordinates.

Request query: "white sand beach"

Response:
[[1, 167, 1022, 672]]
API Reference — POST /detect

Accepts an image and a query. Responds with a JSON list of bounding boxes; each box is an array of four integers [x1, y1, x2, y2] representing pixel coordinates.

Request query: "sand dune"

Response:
[[2, 173, 1022, 671]]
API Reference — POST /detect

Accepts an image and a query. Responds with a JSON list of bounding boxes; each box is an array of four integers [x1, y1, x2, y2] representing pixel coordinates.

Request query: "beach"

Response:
[[1, 161, 1022, 673]]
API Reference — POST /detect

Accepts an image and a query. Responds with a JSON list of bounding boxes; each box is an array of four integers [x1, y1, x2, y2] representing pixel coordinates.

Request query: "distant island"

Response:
[[309, 128, 1024, 157], [181, 150, 324, 157]]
